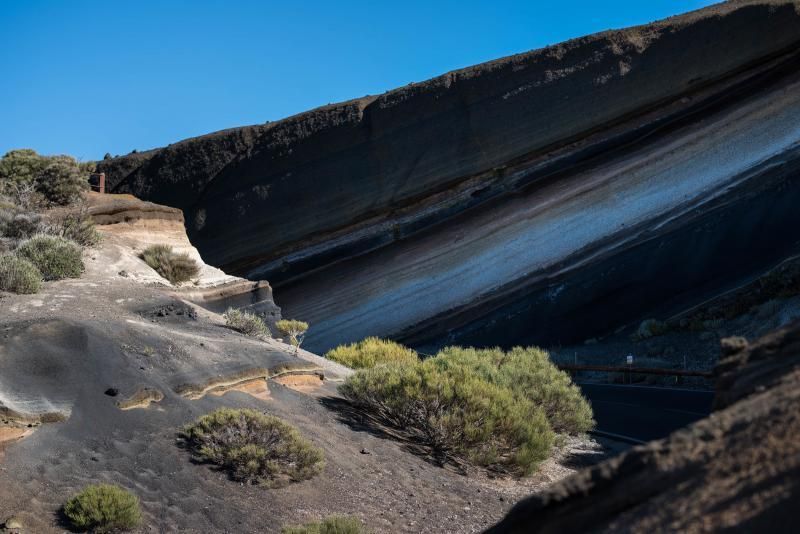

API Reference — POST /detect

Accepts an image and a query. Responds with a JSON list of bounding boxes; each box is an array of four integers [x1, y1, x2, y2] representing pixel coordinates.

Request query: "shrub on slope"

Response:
[[339, 345, 594, 474], [140, 244, 199, 284], [180, 408, 324, 487], [0, 253, 42, 294], [224, 307, 271, 338], [16, 234, 83, 280], [63, 484, 141, 533], [325, 337, 418, 369]]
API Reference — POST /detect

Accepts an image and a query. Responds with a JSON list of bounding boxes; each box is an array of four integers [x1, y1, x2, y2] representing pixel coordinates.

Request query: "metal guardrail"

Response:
[[557, 363, 713, 378]]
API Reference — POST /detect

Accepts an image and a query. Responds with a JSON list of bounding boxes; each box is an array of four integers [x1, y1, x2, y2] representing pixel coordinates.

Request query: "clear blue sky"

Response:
[[1, 0, 716, 161]]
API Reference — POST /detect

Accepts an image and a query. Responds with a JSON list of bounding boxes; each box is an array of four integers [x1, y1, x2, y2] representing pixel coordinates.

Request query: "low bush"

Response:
[[282, 516, 366, 534], [140, 244, 199, 284], [276, 319, 309, 354], [63, 484, 141, 533], [432, 346, 594, 435], [339, 345, 594, 474], [181, 408, 324, 487], [0, 253, 42, 293], [325, 337, 418, 369], [224, 307, 271, 337], [0, 207, 42, 240], [16, 234, 83, 280]]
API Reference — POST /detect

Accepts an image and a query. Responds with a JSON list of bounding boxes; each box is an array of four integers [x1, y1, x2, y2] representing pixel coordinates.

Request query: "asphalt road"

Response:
[[579, 383, 714, 443]]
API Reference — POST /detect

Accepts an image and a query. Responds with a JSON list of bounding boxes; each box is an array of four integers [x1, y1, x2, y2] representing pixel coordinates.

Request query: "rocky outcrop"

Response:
[[85, 192, 281, 322], [487, 322, 800, 533], [96, 2, 800, 353]]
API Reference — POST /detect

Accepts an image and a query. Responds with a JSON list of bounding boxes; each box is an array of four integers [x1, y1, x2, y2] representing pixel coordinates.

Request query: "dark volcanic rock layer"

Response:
[[487, 322, 800, 533], [99, 1, 800, 352]]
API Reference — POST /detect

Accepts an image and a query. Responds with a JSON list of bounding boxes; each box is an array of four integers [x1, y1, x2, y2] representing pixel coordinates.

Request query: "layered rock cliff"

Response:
[[98, 1, 800, 352]]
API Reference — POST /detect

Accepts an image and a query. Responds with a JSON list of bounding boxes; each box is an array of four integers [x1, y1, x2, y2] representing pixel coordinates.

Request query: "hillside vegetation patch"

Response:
[[339, 346, 593, 475], [140, 244, 200, 284], [224, 307, 271, 338], [0, 253, 42, 294], [325, 337, 418, 369], [180, 408, 324, 487], [16, 234, 83, 280]]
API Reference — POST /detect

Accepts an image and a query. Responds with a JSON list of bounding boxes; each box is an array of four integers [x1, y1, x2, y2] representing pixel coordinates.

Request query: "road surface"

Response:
[[579, 383, 714, 443]]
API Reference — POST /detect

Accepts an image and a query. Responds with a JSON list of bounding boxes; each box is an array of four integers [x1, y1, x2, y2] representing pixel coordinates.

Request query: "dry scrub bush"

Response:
[[325, 337, 418, 369], [16, 234, 83, 280], [282, 516, 367, 534], [181, 408, 324, 487], [0, 253, 42, 294], [276, 319, 309, 354], [224, 307, 271, 338], [63, 484, 142, 533], [48, 206, 101, 247], [339, 346, 593, 474], [140, 244, 199, 284]]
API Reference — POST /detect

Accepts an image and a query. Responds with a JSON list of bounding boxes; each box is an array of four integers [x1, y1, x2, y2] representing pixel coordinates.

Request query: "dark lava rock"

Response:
[[141, 303, 198, 321]]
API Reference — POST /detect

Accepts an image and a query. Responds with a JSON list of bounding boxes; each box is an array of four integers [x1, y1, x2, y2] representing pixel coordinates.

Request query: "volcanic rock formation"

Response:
[[98, 0, 800, 354], [487, 322, 800, 533]]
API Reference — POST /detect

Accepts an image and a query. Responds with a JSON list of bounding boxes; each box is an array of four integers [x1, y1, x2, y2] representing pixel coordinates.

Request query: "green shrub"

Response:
[[224, 307, 271, 337], [325, 337, 418, 369], [16, 234, 83, 280], [0, 149, 48, 196], [432, 346, 594, 435], [181, 408, 324, 487], [282, 516, 366, 534], [35, 155, 88, 205], [340, 355, 555, 475], [140, 244, 200, 284], [276, 319, 309, 354], [339, 345, 593, 474], [0, 253, 42, 293], [63, 484, 141, 533]]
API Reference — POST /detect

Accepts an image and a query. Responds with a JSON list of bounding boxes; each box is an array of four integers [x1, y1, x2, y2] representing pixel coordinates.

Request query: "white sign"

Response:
[[626, 355, 634, 365]]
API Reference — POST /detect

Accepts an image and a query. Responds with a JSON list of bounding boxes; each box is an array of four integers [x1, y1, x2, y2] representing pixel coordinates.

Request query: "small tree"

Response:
[[0, 149, 47, 197], [276, 319, 309, 355], [35, 155, 88, 205]]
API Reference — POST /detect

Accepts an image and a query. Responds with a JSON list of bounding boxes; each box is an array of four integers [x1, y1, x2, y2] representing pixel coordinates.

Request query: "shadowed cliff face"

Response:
[[98, 1, 800, 352]]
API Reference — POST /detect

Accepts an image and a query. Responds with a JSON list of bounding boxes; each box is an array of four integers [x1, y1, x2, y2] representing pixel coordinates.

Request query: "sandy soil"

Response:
[[0, 233, 612, 533]]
